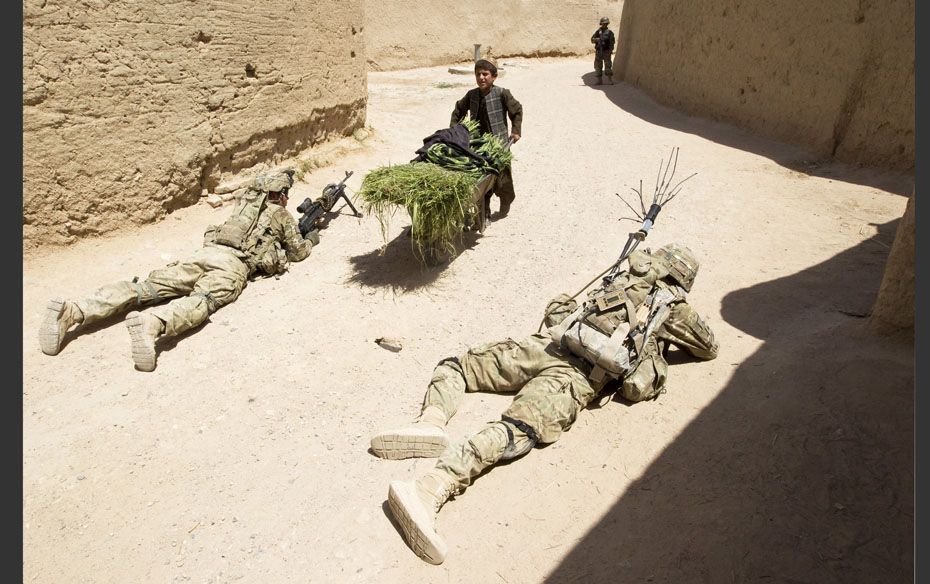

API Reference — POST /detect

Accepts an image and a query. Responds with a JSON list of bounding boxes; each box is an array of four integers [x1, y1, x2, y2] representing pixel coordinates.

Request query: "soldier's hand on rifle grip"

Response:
[[305, 229, 321, 246]]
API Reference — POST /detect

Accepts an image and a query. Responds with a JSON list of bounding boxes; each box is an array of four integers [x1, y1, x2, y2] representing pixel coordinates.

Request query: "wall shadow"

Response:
[[587, 76, 912, 196], [543, 218, 913, 583]]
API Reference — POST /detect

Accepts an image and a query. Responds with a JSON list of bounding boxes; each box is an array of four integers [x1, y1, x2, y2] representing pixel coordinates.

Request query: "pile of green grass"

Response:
[[463, 118, 514, 173], [359, 117, 514, 262], [359, 162, 479, 261]]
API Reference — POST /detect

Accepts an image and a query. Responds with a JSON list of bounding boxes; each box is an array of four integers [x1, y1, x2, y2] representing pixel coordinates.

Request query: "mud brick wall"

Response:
[[364, 0, 624, 71], [871, 192, 914, 333], [23, 0, 366, 248], [616, 0, 913, 170]]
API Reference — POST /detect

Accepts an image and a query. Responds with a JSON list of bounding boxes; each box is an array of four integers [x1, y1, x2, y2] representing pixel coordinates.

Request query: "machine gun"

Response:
[[296, 170, 363, 237]]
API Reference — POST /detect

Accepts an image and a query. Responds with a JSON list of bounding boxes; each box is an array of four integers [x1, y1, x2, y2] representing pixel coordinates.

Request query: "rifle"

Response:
[[537, 147, 696, 332], [296, 170, 363, 237]]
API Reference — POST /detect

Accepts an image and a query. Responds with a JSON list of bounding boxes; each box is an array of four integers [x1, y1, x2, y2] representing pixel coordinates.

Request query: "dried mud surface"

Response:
[[23, 58, 913, 583]]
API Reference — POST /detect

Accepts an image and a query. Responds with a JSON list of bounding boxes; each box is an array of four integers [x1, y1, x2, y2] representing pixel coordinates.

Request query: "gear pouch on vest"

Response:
[[212, 191, 267, 251], [544, 294, 579, 328], [253, 242, 287, 276], [549, 305, 633, 377], [620, 336, 668, 402]]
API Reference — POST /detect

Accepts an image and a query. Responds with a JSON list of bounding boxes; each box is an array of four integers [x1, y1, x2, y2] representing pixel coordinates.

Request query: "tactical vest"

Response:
[[548, 254, 686, 391], [210, 189, 268, 251], [207, 190, 287, 275]]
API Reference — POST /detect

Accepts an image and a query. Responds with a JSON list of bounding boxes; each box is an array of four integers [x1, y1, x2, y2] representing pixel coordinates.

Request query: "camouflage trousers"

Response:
[[75, 246, 250, 337], [594, 51, 613, 78], [422, 333, 605, 492]]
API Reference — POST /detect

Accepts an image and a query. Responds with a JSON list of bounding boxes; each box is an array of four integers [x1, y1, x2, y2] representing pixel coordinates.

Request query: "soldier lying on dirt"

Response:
[[369, 243, 718, 564], [39, 170, 320, 372]]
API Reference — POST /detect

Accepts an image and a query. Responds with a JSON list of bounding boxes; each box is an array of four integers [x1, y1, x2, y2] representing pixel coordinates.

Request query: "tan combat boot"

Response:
[[370, 406, 449, 459], [125, 311, 165, 372], [388, 470, 457, 564], [595, 75, 603, 85], [39, 298, 84, 356]]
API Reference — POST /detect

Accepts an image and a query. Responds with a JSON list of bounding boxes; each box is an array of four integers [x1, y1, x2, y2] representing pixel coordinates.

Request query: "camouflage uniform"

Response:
[[375, 243, 718, 564], [423, 284, 718, 492], [40, 170, 315, 369], [74, 202, 312, 336], [591, 19, 616, 82]]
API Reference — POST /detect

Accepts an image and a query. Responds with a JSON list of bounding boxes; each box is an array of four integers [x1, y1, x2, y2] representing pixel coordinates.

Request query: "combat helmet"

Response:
[[599, 16, 610, 25], [253, 169, 295, 194], [653, 243, 699, 292]]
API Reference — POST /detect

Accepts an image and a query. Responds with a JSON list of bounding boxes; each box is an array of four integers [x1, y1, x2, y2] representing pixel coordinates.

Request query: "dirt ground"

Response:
[[22, 57, 914, 583]]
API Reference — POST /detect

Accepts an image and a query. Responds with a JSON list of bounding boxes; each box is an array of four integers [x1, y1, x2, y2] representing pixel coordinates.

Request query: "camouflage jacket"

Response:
[[204, 201, 313, 276], [545, 253, 718, 400], [591, 28, 615, 54]]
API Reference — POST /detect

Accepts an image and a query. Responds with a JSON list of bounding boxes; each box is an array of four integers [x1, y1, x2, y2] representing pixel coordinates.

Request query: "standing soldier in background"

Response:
[[591, 16, 616, 85], [38, 170, 320, 372]]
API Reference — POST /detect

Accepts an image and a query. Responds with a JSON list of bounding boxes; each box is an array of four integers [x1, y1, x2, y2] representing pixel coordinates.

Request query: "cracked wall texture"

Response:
[[616, 0, 913, 171], [23, 0, 366, 248], [364, 0, 624, 71]]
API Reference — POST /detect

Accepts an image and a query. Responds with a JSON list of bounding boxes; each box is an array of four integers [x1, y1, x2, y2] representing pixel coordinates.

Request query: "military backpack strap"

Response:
[[626, 282, 683, 366], [211, 190, 268, 251]]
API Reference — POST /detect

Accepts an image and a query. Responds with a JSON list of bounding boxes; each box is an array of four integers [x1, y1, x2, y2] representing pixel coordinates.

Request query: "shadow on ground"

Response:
[[347, 227, 483, 293], [579, 72, 913, 197], [543, 218, 913, 583]]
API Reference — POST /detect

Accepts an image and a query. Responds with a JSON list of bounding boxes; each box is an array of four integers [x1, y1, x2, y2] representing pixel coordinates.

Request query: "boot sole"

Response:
[[39, 298, 66, 355], [370, 430, 448, 460], [388, 480, 447, 565], [125, 312, 157, 372]]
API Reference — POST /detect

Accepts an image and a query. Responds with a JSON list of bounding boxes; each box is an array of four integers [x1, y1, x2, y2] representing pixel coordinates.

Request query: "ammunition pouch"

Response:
[[247, 236, 287, 277]]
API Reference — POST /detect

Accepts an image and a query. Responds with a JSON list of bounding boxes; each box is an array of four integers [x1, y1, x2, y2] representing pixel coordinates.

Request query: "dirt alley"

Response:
[[22, 57, 914, 583]]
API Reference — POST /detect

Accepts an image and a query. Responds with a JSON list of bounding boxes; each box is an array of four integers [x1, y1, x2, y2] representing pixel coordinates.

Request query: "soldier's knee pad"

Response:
[[429, 357, 467, 388], [465, 423, 510, 464], [498, 419, 537, 460]]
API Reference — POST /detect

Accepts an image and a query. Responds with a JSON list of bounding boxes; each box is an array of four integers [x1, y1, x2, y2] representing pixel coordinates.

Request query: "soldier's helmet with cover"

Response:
[[599, 16, 610, 25], [253, 169, 295, 194], [652, 243, 699, 292]]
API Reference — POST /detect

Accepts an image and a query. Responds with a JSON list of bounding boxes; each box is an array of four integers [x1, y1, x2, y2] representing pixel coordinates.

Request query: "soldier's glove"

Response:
[[305, 229, 321, 246]]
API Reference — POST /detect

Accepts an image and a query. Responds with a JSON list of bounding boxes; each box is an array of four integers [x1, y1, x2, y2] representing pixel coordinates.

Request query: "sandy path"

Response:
[[23, 57, 913, 583]]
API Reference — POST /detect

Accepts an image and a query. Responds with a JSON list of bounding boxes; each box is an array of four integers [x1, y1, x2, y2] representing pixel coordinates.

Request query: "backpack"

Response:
[[210, 189, 268, 251], [547, 250, 685, 400]]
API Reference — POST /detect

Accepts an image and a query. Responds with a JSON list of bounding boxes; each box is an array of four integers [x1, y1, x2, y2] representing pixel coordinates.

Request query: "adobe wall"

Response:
[[364, 0, 624, 71], [871, 192, 914, 333], [23, 0, 367, 248], [616, 0, 913, 171]]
